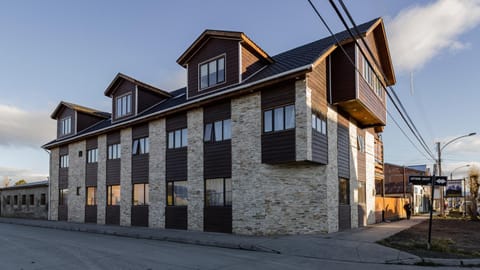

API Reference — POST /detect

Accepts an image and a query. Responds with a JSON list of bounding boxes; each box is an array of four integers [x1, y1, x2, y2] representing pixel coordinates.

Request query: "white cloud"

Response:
[[0, 166, 47, 184], [0, 104, 56, 148], [387, 0, 480, 73]]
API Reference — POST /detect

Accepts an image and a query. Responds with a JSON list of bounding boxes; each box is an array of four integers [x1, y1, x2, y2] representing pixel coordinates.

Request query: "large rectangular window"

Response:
[[205, 178, 232, 207], [199, 56, 225, 90], [312, 113, 327, 135], [60, 117, 72, 135], [6, 195, 10, 205], [358, 181, 366, 205], [116, 94, 132, 118], [167, 128, 187, 149], [21, 194, 26, 205], [362, 55, 384, 99], [263, 105, 295, 133], [133, 183, 149, 206], [60, 155, 69, 168], [357, 135, 365, 153], [86, 187, 97, 206], [204, 119, 231, 142], [108, 144, 121, 159], [132, 137, 149, 155], [29, 194, 34, 205], [166, 181, 188, 206], [107, 185, 120, 206], [40, 193, 46, 205], [14, 195, 18, 205], [87, 148, 98, 163], [59, 189, 68, 206], [339, 178, 349, 205]]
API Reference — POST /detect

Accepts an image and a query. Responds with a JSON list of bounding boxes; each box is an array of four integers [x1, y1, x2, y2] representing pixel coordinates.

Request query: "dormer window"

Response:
[[116, 94, 132, 118], [199, 56, 225, 90], [60, 117, 71, 135]]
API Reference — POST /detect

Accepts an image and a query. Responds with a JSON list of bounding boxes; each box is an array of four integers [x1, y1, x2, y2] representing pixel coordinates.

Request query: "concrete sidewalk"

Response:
[[0, 216, 478, 266]]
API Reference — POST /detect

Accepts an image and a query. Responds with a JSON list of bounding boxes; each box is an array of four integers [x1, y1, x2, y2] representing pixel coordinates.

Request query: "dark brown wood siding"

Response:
[[357, 72, 386, 124], [59, 146, 68, 189], [106, 132, 120, 185], [187, 38, 239, 99], [58, 205, 68, 221], [338, 204, 351, 230], [57, 107, 76, 138], [204, 101, 232, 178], [106, 205, 120, 225], [86, 138, 98, 187], [312, 130, 328, 164], [308, 59, 328, 115], [261, 81, 296, 164], [165, 206, 187, 230], [77, 112, 104, 133], [166, 114, 187, 181], [331, 43, 356, 103], [85, 205, 97, 223], [204, 207, 232, 233], [131, 205, 148, 227], [132, 124, 149, 183], [337, 114, 350, 179], [241, 45, 265, 81], [111, 80, 136, 122], [137, 86, 165, 113]]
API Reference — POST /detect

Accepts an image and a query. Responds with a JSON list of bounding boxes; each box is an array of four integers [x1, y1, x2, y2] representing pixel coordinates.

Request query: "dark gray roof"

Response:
[[43, 18, 378, 148]]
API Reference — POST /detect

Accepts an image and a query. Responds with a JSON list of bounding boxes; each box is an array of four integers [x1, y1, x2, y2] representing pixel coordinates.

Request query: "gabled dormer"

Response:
[[177, 30, 273, 99], [51, 101, 110, 139], [104, 73, 172, 123]]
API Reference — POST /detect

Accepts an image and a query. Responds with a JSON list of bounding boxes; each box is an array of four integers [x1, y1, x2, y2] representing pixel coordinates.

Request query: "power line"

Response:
[[305, 0, 436, 161]]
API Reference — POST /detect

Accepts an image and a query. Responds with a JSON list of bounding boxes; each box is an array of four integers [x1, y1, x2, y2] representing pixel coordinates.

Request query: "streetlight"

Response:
[[437, 132, 476, 215], [450, 164, 471, 180]]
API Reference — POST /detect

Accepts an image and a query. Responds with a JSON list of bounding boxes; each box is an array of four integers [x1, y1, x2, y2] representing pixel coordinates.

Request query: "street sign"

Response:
[[409, 175, 432, 185], [434, 176, 448, 186]]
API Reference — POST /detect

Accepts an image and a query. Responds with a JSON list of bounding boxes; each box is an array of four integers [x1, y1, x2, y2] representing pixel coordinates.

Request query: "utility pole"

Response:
[[436, 142, 445, 216]]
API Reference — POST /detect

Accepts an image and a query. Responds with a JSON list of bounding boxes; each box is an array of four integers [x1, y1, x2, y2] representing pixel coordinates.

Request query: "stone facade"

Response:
[[349, 123, 359, 229], [295, 79, 312, 161], [149, 119, 166, 228], [49, 147, 59, 220], [67, 140, 86, 222], [187, 108, 204, 231], [365, 131, 376, 225], [97, 134, 107, 224], [120, 128, 132, 226], [326, 106, 339, 233], [0, 182, 48, 219]]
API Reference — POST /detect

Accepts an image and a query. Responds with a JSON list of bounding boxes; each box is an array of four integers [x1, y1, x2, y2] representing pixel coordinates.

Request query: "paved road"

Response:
[[0, 223, 466, 270]]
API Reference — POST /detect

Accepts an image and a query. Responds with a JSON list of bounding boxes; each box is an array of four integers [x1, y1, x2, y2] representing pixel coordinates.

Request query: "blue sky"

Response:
[[1, 0, 479, 183]]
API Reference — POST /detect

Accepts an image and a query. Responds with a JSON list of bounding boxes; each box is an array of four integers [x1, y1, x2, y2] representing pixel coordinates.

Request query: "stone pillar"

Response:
[[295, 79, 312, 161], [120, 128, 132, 226], [187, 108, 204, 231], [231, 92, 265, 235], [49, 147, 59, 221], [149, 119, 166, 228], [349, 122, 359, 228], [97, 134, 107, 224], [326, 107, 339, 232], [365, 131, 376, 225], [68, 140, 86, 222]]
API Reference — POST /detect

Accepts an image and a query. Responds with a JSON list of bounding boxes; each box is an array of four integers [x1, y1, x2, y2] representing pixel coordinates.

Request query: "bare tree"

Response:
[[468, 167, 479, 220]]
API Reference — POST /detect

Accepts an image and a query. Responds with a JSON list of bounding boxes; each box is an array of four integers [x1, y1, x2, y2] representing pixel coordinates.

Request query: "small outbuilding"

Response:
[[0, 181, 49, 219]]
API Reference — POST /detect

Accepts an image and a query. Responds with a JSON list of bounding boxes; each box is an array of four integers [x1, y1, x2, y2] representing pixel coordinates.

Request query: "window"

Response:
[[86, 187, 96, 206], [40, 193, 46, 205], [108, 144, 121, 159], [312, 113, 327, 135], [59, 189, 68, 205], [204, 119, 231, 142], [263, 105, 295, 133], [21, 194, 26, 205], [339, 178, 349, 205], [132, 137, 149, 155], [205, 178, 232, 207], [107, 185, 120, 206], [116, 94, 132, 118], [133, 183, 149, 206], [29, 194, 34, 205], [200, 56, 225, 89], [167, 128, 187, 149], [357, 135, 365, 153], [166, 181, 188, 206], [14, 195, 18, 205], [87, 148, 98, 163], [60, 155, 69, 168], [362, 55, 384, 99], [6, 195, 10, 205], [358, 181, 366, 205], [60, 117, 72, 135]]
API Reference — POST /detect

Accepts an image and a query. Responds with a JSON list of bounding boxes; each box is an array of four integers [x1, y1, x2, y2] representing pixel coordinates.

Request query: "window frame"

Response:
[[204, 119, 231, 143], [167, 128, 188, 149], [60, 154, 69, 168], [132, 137, 149, 155], [205, 178, 232, 207], [132, 183, 149, 206], [357, 135, 365, 153], [311, 113, 327, 135], [107, 143, 121, 160], [115, 93, 133, 118], [29, 194, 34, 205], [59, 189, 68, 206], [40, 193, 46, 205], [339, 178, 350, 205], [86, 186, 97, 206], [263, 104, 295, 134], [87, 148, 98, 163], [60, 116, 72, 135], [107, 185, 121, 206], [198, 55, 226, 90], [166, 181, 188, 206]]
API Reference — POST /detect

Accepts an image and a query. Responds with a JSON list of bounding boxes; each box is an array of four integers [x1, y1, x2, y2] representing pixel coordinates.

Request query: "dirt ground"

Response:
[[379, 217, 480, 259]]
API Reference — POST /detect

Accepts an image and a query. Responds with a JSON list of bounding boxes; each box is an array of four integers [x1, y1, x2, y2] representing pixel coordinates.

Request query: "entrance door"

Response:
[[165, 181, 188, 229]]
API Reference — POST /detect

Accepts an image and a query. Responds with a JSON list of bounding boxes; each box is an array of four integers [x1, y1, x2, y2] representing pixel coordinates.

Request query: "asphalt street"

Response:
[[0, 223, 467, 270]]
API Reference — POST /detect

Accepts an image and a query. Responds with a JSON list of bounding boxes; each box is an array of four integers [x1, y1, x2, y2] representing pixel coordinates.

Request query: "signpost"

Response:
[[408, 175, 448, 249]]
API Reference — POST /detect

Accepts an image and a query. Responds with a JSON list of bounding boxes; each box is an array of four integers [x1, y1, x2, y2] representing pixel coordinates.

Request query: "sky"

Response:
[[0, 0, 479, 184]]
